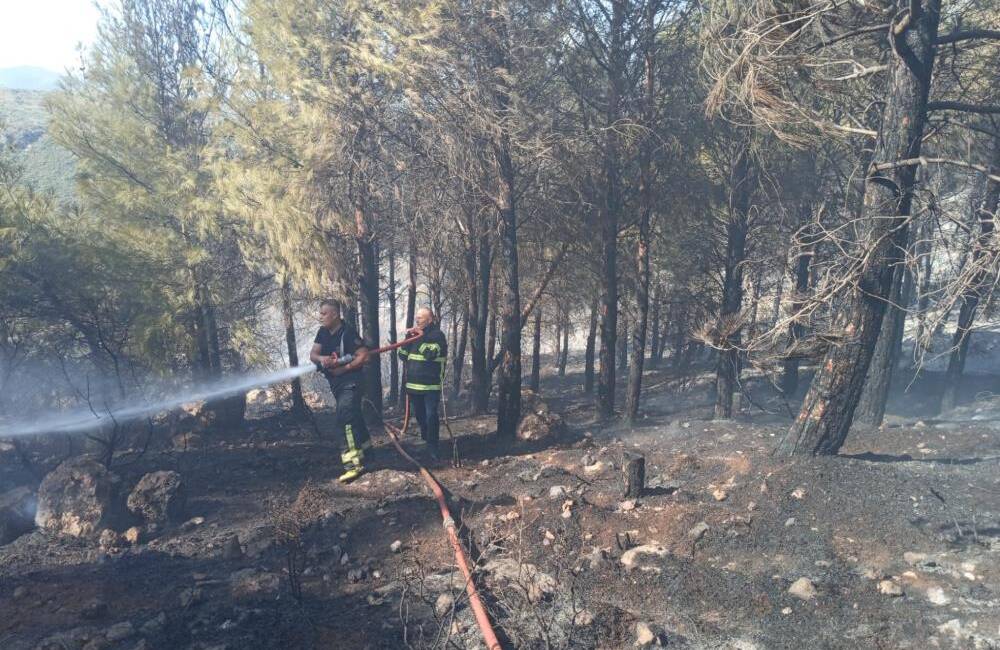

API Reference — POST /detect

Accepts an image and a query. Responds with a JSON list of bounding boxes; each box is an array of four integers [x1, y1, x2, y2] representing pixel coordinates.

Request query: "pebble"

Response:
[[549, 485, 569, 498], [791, 487, 806, 499], [620, 499, 637, 512], [788, 577, 817, 601], [926, 586, 950, 605], [104, 621, 135, 642], [781, 607, 792, 615], [687, 521, 709, 542], [712, 488, 728, 501], [785, 518, 796, 527], [635, 622, 658, 646], [573, 610, 595, 626], [903, 552, 928, 565], [390, 540, 402, 553]]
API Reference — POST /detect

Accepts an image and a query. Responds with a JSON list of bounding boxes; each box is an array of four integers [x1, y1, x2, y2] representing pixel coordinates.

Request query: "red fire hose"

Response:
[[342, 329, 504, 649]]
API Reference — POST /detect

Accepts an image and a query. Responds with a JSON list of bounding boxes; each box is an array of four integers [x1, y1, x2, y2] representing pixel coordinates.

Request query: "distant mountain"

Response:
[[1, 88, 76, 203], [0, 66, 62, 92]]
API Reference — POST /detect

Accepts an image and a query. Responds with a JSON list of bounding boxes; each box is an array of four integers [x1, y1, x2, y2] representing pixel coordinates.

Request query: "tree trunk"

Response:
[[649, 285, 662, 365], [779, 0, 941, 456], [280, 277, 305, 413], [596, 0, 626, 420], [626, 3, 656, 423], [553, 318, 562, 369], [940, 138, 1000, 412], [387, 248, 399, 406], [489, 3, 521, 442], [356, 202, 382, 417], [617, 317, 628, 371], [452, 304, 469, 399], [558, 319, 569, 377], [855, 258, 907, 426], [467, 227, 492, 414], [781, 226, 814, 396], [530, 307, 542, 392], [715, 135, 754, 419], [406, 239, 417, 329], [584, 297, 598, 394]]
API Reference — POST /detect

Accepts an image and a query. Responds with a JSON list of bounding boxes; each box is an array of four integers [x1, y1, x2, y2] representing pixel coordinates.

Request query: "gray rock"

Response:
[[222, 535, 243, 560], [35, 457, 119, 538], [229, 569, 280, 599], [104, 621, 135, 643], [434, 593, 454, 618], [788, 577, 817, 600], [687, 521, 710, 542], [127, 471, 186, 526]]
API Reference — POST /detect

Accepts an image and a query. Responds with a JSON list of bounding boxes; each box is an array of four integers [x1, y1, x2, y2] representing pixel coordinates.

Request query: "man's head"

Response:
[[319, 299, 342, 330], [415, 307, 434, 330]]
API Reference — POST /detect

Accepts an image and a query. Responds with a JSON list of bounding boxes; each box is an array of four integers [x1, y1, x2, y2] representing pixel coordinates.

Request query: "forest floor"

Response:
[[1, 361, 999, 649]]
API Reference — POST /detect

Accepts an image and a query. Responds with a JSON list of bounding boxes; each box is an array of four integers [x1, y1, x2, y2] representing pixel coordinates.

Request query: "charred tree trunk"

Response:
[[596, 0, 626, 420], [584, 297, 598, 394], [779, 0, 941, 456], [387, 248, 399, 406], [280, 277, 305, 413], [452, 305, 469, 400], [553, 318, 562, 369], [626, 3, 657, 423], [941, 139, 1000, 412], [617, 318, 628, 371], [467, 227, 492, 414], [715, 135, 754, 419], [781, 228, 814, 396], [406, 239, 417, 330], [855, 259, 907, 426], [356, 202, 383, 417], [530, 307, 542, 392]]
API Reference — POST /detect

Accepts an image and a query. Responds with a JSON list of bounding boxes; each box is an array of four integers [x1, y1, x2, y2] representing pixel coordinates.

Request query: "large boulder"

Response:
[[178, 394, 246, 433], [517, 412, 565, 443], [35, 457, 119, 537], [127, 471, 186, 526], [0, 486, 36, 545]]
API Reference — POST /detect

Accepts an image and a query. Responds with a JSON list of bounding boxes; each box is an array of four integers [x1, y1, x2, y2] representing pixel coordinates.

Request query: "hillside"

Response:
[[0, 66, 61, 92], [0, 88, 76, 203]]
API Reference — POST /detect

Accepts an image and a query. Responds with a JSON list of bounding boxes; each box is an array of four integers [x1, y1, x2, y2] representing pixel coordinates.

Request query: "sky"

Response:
[[0, 0, 101, 71]]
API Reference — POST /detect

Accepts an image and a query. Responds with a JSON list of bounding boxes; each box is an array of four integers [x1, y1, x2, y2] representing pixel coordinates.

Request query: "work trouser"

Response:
[[331, 382, 371, 473], [408, 391, 440, 450]]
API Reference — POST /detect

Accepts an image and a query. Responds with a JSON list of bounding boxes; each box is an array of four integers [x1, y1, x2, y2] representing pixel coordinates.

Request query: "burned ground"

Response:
[[1, 364, 999, 649]]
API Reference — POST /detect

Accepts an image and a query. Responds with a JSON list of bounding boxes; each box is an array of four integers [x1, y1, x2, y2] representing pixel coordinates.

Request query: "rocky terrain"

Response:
[[1, 364, 999, 649]]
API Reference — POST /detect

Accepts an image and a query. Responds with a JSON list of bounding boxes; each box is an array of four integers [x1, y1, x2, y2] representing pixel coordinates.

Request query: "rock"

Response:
[[517, 413, 563, 443], [390, 540, 402, 553], [171, 432, 203, 450], [903, 551, 928, 566], [620, 544, 669, 572], [926, 586, 950, 605], [179, 587, 202, 608], [347, 566, 368, 583], [878, 580, 903, 597], [0, 486, 36, 545], [790, 487, 806, 499], [573, 610, 595, 626], [560, 499, 573, 519], [434, 593, 454, 618], [127, 471, 186, 526], [687, 522, 709, 543], [788, 577, 817, 601], [635, 621, 664, 646], [484, 558, 557, 603], [140, 612, 167, 635], [222, 535, 243, 560], [711, 488, 728, 501], [99, 528, 121, 550], [81, 598, 109, 620], [230, 569, 280, 599], [784, 517, 796, 527], [548, 485, 570, 499], [620, 499, 637, 512], [182, 516, 205, 530], [581, 454, 594, 467], [105, 622, 135, 643], [585, 546, 610, 570], [123, 526, 143, 546], [35, 457, 119, 538], [583, 461, 606, 474]]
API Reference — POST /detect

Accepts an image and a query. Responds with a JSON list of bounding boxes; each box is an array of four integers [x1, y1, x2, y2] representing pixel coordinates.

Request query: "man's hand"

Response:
[[321, 355, 338, 369]]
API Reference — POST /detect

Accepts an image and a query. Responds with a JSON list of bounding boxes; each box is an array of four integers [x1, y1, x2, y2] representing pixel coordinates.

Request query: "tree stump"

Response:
[[622, 453, 645, 499]]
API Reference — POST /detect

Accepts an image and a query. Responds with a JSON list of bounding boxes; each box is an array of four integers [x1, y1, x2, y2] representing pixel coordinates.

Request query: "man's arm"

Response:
[[310, 343, 336, 369]]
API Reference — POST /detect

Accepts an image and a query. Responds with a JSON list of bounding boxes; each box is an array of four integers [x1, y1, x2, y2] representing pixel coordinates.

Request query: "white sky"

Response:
[[0, 0, 101, 71]]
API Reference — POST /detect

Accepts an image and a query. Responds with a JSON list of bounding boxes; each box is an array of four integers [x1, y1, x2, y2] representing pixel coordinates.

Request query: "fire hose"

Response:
[[320, 328, 503, 649]]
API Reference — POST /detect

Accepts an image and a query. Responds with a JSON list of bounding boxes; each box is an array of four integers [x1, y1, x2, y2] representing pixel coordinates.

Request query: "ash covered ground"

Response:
[[1, 361, 999, 650]]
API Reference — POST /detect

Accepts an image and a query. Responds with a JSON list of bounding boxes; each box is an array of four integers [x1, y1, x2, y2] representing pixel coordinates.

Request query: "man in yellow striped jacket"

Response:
[[400, 307, 448, 460]]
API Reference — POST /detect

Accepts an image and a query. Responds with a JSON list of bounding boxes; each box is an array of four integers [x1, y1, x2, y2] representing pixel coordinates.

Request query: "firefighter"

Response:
[[310, 299, 371, 483], [400, 307, 448, 461]]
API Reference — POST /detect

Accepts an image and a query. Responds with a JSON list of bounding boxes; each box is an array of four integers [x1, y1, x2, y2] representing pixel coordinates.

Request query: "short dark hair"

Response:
[[320, 299, 342, 313]]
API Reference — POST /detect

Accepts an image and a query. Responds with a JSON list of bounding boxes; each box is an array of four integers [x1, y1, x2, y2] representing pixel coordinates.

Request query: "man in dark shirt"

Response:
[[399, 307, 447, 461], [310, 299, 371, 483]]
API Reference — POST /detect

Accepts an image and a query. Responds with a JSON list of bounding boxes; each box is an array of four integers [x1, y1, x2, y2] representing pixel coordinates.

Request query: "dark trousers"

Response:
[[409, 391, 440, 449], [331, 382, 370, 467]]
